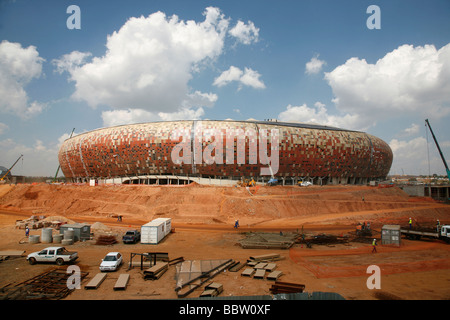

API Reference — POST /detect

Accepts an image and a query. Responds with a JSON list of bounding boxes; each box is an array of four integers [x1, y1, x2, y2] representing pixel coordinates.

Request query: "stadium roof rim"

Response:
[[66, 119, 362, 141]]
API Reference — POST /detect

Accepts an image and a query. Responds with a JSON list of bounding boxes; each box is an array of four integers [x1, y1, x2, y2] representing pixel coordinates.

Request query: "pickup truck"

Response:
[[122, 230, 140, 244], [27, 247, 78, 266]]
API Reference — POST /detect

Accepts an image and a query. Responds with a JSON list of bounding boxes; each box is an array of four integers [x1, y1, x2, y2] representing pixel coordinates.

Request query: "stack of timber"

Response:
[[200, 282, 223, 297], [269, 281, 305, 294], [143, 262, 169, 280], [239, 232, 299, 249], [95, 235, 117, 245]]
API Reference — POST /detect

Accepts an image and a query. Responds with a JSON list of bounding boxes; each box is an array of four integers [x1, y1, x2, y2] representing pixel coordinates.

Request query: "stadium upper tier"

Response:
[[58, 120, 393, 185]]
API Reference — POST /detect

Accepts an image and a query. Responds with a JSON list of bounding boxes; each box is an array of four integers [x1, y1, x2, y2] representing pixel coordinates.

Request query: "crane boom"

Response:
[[54, 128, 75, 182], [425, 119, 450, 181], [1, 154, 23, 181]]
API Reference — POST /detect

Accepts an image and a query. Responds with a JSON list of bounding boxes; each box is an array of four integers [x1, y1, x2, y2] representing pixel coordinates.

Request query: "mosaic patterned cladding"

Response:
[[58, 120, 393, 181]]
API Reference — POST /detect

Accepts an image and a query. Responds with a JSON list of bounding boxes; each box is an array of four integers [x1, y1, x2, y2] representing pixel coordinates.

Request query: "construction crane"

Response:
[[53, 128, 75, 182], [425, 119, 450, 181], [0, 154, 23, 181]]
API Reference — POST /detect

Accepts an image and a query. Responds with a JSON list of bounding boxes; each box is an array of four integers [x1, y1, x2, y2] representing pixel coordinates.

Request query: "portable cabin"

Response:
[[381, 225, 401, 246], [141, 218, 172, 244]]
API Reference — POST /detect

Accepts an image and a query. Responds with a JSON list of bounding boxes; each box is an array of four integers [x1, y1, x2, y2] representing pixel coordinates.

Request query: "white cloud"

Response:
[[277, 102, 368, 131], [305, 54, 326, 75], [59, 7, 229, 114], [52, 51, 92, 74], [324, 43, 450, 123], [213, 66, 265, 89], [0, 40, 45, 118], [401, 123, 420, 136], [0, 134, 69, 176], [229, 20, 259, 45]]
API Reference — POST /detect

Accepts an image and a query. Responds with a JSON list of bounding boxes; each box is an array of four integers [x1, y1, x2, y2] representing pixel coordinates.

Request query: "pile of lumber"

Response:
[[269, 281, 305, 294], [143, 262, 169, 280], [200, 282, 223, 297], [95, 235, 117, 245]]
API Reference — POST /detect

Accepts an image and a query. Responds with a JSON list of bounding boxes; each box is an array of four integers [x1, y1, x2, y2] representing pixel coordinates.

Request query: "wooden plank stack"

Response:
[[143, 262, 169, 280]]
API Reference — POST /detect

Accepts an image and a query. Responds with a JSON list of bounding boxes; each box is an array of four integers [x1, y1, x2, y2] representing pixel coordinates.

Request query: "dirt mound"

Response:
[[0, 183, 448, 228]]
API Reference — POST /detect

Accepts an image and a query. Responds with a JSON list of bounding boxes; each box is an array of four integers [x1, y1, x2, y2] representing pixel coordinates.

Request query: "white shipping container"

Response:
[[141, 218, 172, 244]]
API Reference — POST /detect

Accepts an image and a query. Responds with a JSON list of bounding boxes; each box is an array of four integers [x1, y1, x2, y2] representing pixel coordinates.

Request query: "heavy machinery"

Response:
[[425, 119, 450, 181], [0, 154, 23, 182], [53, 128, 75, 182]]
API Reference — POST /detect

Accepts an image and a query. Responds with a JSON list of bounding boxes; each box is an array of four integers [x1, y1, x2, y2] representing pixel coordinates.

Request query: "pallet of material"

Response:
[[253, 269, 266, 279], [254, 262, 268, 269], [143, 262, 168, 280], [85, 273, 107, 290], [241, 268, 255, 277], [264, 263, 277, 272], [269, 281, 305, 294], [113, 274, 130, 291], [267, 270, 283, 281]]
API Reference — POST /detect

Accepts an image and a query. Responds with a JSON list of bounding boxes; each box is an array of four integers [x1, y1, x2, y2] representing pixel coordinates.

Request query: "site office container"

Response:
[[141, 218, 172, 244], [381, 224, 401, 246]]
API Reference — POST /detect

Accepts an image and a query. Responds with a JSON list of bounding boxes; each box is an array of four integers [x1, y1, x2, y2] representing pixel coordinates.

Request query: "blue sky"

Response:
[[1, 0, 450, 177]]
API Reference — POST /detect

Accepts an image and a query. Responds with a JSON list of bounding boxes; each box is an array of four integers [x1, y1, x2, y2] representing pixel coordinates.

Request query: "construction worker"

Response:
[[437, 219, 441, 232], [409, 217, 412, 229], [25, 226, 29, 237], [234, 220, 240, 229], [372, 238, 377, 253]]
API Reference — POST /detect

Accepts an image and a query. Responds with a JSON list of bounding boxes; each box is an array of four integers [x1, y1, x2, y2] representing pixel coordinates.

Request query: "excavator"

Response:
[[0, 154, 23, 182], [425, 119, 450, 182]]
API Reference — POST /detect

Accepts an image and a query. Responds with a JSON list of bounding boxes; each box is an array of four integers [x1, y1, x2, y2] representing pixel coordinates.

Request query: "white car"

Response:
[[300, 181, 312, 186], [99, 252, 123, 272]]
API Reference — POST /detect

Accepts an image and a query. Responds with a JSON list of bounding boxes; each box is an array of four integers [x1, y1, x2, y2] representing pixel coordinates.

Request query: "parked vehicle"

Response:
[[27, 247, 78, 266], [401, 225, 450, 243], [122, 230, 140, 244], [99, 252, 123, 271]]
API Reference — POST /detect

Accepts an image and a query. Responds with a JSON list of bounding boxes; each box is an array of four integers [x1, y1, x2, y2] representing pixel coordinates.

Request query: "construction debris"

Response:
[[269, 281, 305, 295], [239, 232, 299, 249], [0, 268, 89, 300]]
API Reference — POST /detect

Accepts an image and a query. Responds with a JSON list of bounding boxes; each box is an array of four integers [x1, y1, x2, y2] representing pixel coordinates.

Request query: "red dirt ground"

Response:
[[0, 183, 449, 300]]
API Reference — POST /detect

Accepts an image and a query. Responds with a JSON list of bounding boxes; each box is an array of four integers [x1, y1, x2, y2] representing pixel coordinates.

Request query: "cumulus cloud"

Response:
[[213, 66, 265, 89], [278, 102, 368, 131], [229, 20, 259, 45], [305, 54, 326, 75], [58, 7, 228, 115], [0, 40, 46, 118], [324, 43, 450, 124], [52, 51, 92, 74]]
